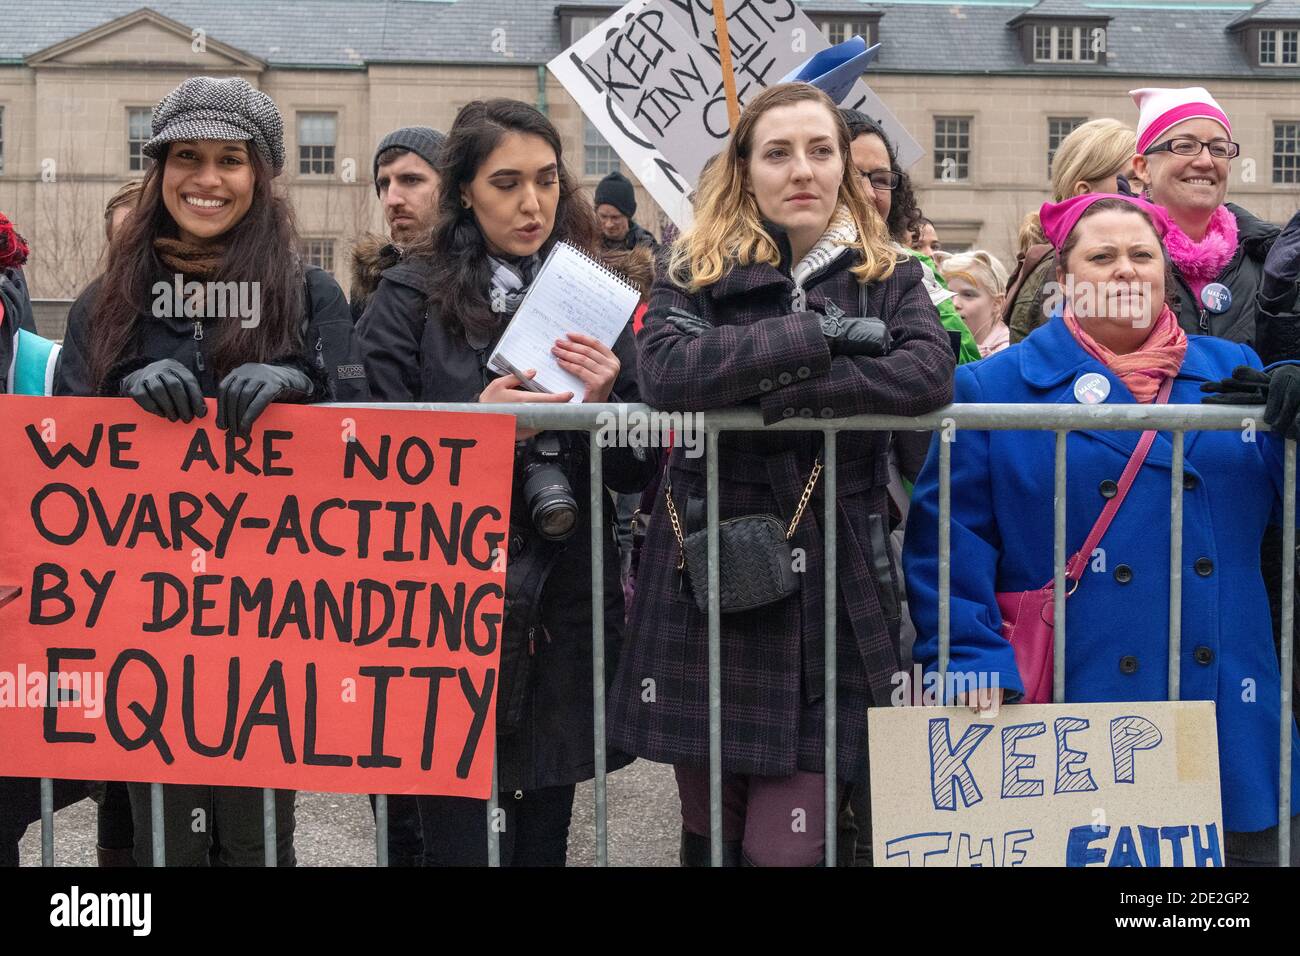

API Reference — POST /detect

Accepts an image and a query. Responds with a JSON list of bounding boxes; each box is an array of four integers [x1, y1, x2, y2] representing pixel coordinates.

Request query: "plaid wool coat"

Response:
[[607, 246, 955, 780]]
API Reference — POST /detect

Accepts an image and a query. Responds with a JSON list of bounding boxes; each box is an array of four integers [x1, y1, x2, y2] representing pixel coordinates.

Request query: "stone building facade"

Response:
[[3, 0, 1300, 319]]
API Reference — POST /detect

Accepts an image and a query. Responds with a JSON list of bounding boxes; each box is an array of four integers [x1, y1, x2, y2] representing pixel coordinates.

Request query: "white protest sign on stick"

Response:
[[548, 0, 694, 230], [869, 700, 1225, 867], [550, 0, 923, 230]]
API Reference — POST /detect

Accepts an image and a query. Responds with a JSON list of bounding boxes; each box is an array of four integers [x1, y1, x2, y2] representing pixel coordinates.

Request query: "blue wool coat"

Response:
[[903, 315, 1300, 833]]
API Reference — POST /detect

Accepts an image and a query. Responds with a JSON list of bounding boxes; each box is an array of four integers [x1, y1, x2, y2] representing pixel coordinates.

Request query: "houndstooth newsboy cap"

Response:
[[144, 76, 286, 175]]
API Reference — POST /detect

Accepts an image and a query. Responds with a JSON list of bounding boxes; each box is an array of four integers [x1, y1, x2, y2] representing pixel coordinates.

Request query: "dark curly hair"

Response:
[[839, 109, 924, 247], [407, 98, 596, 339]]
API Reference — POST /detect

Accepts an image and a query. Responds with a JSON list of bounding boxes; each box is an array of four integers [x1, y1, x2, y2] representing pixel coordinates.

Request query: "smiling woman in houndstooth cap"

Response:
[[53, 75, 371, 868]]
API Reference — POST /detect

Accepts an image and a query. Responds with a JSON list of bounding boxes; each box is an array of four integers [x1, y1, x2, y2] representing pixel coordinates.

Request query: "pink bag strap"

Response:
[[1063, 376, 1174, 582]]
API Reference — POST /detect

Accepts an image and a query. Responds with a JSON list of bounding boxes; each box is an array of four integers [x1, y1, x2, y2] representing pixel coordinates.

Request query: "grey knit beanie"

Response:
[[144, 76, 286, 175], [373, 126, 447, 194]]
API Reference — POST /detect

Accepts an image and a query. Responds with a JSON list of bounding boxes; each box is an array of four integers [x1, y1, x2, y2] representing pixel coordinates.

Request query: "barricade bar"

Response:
[[589, 432, 609, 867], [325, 401, 1274, 433]]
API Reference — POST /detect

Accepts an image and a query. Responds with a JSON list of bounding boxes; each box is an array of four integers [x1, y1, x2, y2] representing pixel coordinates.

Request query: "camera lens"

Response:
[[522, 464, 578, 541], [533, 492, 578, 539]]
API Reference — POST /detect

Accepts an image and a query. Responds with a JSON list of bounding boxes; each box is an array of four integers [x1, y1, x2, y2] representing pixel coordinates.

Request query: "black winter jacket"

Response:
[[1, 267, 37, 394], [1172, 203, 1291, 353], [55, 266, 369, 402], [356, 264, 657, 790], [600, 221, 658, 254]]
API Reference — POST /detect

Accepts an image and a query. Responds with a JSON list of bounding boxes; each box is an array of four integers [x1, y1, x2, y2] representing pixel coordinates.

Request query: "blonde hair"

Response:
[[669, 83, 897, 291], [1020, 118, 1137, 251], [941, 250, 1009, 298]]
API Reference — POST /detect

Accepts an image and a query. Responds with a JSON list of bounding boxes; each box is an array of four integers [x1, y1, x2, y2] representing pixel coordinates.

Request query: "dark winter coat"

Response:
[[2, 267, 35, 333], [1, 267, 36, 394], [355, 264, 657, 790], [607, 243, 955, 782], [600, 221, 658, 254], [55, 266, 369, 402], [348, 233, 404, 323]]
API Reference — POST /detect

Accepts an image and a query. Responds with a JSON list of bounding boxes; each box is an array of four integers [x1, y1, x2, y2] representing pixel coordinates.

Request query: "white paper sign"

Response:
[[549, 0, 923, 231]]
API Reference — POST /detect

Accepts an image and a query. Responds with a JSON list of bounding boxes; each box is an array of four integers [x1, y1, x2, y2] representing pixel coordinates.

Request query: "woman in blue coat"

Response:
[[904, 193, 1300, 865]]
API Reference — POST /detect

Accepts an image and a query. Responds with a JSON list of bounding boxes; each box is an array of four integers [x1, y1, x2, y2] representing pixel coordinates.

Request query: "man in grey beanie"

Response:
[[594, 170, 658, 252], [350, 126, 446, 321]]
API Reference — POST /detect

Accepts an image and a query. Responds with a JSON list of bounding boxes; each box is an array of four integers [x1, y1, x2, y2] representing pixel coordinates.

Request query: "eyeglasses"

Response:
[[1144, 137, 1240, 159], [860, 169, 902, 190]]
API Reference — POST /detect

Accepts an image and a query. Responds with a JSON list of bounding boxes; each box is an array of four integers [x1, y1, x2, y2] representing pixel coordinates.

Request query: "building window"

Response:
[[297, 112, 337, 176], [1048, 117, 1086, 175], [818, 19, 875, 45], [128, 107, 153, 173], [568, 14, 606, 45], [1274, 121, 1300, 184], [933, 116, 971, 182], [1261, 30, 1277, 63], [300, 238, 335, 274], [1033, 25, 1053, 61], [1031, 23, 1102, 62], [584, 117, 619, 177], [1260, 29, 1300, 65]]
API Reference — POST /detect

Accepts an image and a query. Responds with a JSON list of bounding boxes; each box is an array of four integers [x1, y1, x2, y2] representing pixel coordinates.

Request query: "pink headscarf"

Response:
[[1041, 194, 1186, 403], [1039, 193, 1170, 252]]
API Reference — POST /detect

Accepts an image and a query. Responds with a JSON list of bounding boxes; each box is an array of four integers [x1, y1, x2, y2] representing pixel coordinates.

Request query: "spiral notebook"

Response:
[[487, 241, 640, 402]]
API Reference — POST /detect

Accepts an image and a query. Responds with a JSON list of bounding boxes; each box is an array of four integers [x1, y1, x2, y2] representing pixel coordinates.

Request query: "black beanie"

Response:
[[373, 126, 446, 194], [594, 171, 636, 219]]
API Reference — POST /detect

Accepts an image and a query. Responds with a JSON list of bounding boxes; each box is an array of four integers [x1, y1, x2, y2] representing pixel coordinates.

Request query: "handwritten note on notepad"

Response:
[[487, 242, 640, 401]]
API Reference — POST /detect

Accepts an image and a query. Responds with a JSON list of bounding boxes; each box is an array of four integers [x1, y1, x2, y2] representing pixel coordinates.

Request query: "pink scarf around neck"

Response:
[[1063, 304, 1188, 403], [1161, 204, 1238, 301]]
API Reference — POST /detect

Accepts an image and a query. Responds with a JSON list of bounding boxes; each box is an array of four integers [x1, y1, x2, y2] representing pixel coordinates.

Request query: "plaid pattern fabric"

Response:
[[607, 253, 956, 780], [145, 76, 285, 174]]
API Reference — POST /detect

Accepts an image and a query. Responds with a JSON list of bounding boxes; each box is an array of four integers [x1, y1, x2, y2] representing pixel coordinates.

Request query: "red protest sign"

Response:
[[0, 397, 514, 798]]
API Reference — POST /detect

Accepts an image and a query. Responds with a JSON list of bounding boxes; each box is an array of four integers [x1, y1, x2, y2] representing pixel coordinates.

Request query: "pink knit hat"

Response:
[[1039, 193, 1170, 252], [1130, 86, 1232, 155]]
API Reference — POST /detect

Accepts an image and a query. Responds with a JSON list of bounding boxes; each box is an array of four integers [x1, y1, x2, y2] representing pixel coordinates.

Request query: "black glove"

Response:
[[1202, 364, 1300, 438], [216, 362, 314, 437], [120, 358, 206, 423], [1261, 208, 1300, 311], [665, 307, 711, 337], [821, 315, 890, 358]]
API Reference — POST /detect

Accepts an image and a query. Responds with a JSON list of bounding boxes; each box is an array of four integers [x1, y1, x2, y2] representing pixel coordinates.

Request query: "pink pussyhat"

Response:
[[1039, 193, 1171, 252], [1130, 86, 1232, 155]]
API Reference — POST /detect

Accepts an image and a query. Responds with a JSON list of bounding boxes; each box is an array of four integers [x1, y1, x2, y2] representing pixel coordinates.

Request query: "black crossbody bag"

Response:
[[664, 458, 821, 614]]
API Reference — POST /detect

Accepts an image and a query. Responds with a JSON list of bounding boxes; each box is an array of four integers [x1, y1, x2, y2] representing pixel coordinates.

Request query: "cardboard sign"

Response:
[[550, 0, 696, 230], [869, 701, 1225, 867], [556, 0, 923, 224], [0, 397, 515, 798]]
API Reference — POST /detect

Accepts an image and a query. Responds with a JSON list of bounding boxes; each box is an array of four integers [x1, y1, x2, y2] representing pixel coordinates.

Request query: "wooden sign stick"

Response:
[[711, 0, 741, 131]]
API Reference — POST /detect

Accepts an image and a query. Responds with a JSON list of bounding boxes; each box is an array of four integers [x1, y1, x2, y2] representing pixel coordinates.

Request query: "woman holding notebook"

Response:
[[356, 99, 655, 866], [606, 83, 955, 866]]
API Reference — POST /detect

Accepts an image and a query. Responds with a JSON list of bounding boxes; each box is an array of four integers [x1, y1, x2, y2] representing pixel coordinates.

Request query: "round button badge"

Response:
[[1074, 372, 1111, 405], [1201, 282, 1232, 314]]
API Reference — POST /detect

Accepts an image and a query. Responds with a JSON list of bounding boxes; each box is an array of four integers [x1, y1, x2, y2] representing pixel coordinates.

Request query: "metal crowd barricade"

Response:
[[33, 401, 1295, 867]]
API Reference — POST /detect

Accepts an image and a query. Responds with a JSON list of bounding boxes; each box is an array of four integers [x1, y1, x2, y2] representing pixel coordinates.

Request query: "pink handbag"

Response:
[[995, 377, 1172, 703]]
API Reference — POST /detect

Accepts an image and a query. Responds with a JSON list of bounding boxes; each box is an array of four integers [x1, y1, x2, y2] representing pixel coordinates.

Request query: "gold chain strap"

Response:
[[663, 481, 687, 569], [663, 455, 823, 568], [785, 457, 823, 540]]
